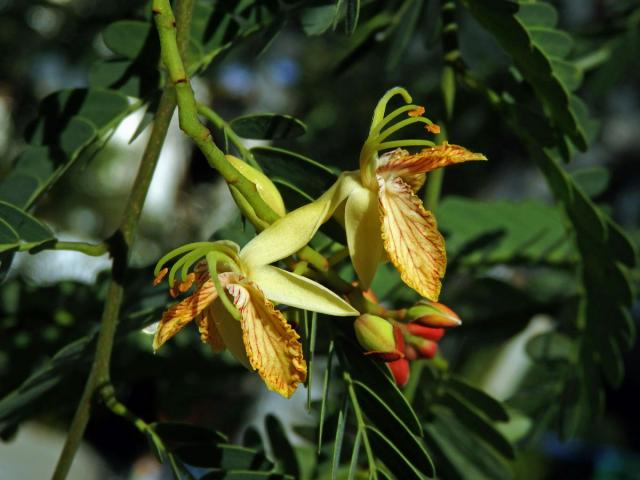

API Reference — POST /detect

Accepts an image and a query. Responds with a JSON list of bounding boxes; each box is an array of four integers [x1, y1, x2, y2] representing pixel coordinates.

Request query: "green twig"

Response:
[[344, 371, 378, 479], [151, 0, 330, 273], [196, 103, 258, 167], [50, 4, 194, 479], [48, 240, 109, 257]]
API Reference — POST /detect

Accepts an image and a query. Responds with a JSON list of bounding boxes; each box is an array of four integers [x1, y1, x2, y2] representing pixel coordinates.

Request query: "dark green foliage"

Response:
[[0, 0, 637, 479]]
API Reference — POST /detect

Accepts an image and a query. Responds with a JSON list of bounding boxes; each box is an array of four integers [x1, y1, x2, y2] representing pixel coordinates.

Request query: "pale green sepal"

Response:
[[251, 265, 359, 316], [226, 154, 286, 217], [240, 172, 360, 268], [345, 185, 384, 289]]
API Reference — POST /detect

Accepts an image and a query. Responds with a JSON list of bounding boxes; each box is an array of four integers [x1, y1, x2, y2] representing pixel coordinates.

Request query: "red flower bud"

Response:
[[407, 300, 461, 328], [404, 344, 418, 361], [414, 338, 438, 359], [388, 358, 410, 387], [406, 324, 445, 341]]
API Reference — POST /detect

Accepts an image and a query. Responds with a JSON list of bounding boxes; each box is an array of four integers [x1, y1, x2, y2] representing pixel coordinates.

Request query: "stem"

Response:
[[403, 360, 425, 403], [37, 240, 108, 256], [152, 0, 276, 226], [412, 0, 458, 398], [152, 0, 330, 273], [197, 103, 258, 168], [51, 3, 194, 479], [344, 371, 378, 479]]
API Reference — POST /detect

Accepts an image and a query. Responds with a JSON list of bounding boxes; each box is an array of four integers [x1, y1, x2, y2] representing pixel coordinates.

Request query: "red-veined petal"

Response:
[[377, 143, 487, 190], [153, 280, 218, 351], [228, 281, 306, 398], [378, 176, 446, 301]]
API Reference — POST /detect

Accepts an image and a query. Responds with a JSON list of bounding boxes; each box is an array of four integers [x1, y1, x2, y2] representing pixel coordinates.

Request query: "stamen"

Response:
[[370, 87, 413, 135], [153, 267, 168, 286], [370, 104, 422, 135], [408, 106, 425, 117], [206, 252, 241, 321], [377, 140, 435, 150], [154, 241, 217, 276], [168, 246, 212, 287], [426, 124, 441, 134], [376, 116, 433, 143]]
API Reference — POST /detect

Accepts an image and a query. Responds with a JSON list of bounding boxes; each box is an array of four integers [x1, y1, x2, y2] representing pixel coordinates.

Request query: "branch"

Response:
[[151, 0, 329, 272], [50, 3, 195, 479]]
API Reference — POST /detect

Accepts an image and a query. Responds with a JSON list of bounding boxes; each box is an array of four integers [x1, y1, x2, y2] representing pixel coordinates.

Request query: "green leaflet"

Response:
[[437, 197, 574, 266], [418, 373, 514, 480], [338, 337, 434, 478], [0, 88, 133, 212], [462, 0, 595, 150], [230, 113, 308, 140], [0, 201, 54, 253]]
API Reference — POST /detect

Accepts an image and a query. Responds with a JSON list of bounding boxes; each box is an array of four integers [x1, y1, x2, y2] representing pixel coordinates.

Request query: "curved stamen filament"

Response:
[[376, 116, 434, 144], [206, 251, 241, 321], [154, 241, 218, 276], [377, 140, 435, 150], [370, 104, 422, 135], [168, 246, 213, 287], [370, 87, 413, 134]]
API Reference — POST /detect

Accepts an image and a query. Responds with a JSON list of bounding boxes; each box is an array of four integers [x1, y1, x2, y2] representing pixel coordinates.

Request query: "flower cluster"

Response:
[[151, 87, 485, 397], [354, 300, 461, 386]]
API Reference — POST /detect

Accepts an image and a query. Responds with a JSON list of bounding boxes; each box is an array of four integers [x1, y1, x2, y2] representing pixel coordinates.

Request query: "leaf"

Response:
[[462, 0, 592, 150], [0, 201, 55, 252], [386, 0, 424, 71], [571, 166, 610, 198], [437, 391, 515, 459], [3, 88, 135, 210], [338, 339, 423, 436], [437, 196, 574, 267], [353, 380, 435, 476], [344, 0, 361, 34], [251, 146, 337, 202], [445, 378, 509, 422], [366, 425, 431, 480], [230, 114, 307, 140], [424, 407, 513, 480], [151, 422, 227, 448], [333, 12, 393, 74], [301, 5, 338, 36], [526, 332, 577, 363], [89, 59, 161, 98], [265, 414, 300, 477], [102, 20, 152, 59]]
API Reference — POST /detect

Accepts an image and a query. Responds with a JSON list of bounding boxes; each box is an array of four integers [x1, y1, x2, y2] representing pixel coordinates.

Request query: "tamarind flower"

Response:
[[152, 239, 358, 398], [243, 87, 486, 301]]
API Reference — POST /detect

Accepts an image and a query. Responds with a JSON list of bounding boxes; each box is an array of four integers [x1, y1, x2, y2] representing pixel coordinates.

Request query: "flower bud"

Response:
[[388, 358, 410, 387], [354, 314, 404, 362], [406, 299, 461, 328], [406, 324, 445, 341], [226, 155, 286, 218], [413, 338, 438, 359]]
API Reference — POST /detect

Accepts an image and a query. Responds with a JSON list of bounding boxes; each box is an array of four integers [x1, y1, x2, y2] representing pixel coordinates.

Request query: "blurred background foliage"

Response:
[[0, 0, 639, 479]]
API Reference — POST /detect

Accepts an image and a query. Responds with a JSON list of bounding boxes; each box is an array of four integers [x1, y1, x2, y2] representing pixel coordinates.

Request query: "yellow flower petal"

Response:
[[196, 306, 226, 353], [376, 143, 487, 190], [378, 176, 446, 301], [240, 172, 360, 269], [210, 297, 252, 369], [251, 265, 359, 316], [228, 280, 307, 398], [153, 280, 217, 351], [345, 185, 385, 289]]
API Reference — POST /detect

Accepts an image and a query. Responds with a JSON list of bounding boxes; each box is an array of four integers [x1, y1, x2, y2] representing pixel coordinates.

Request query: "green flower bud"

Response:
[[226, 155, 286, 221], [354, 314, 404, 361]]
